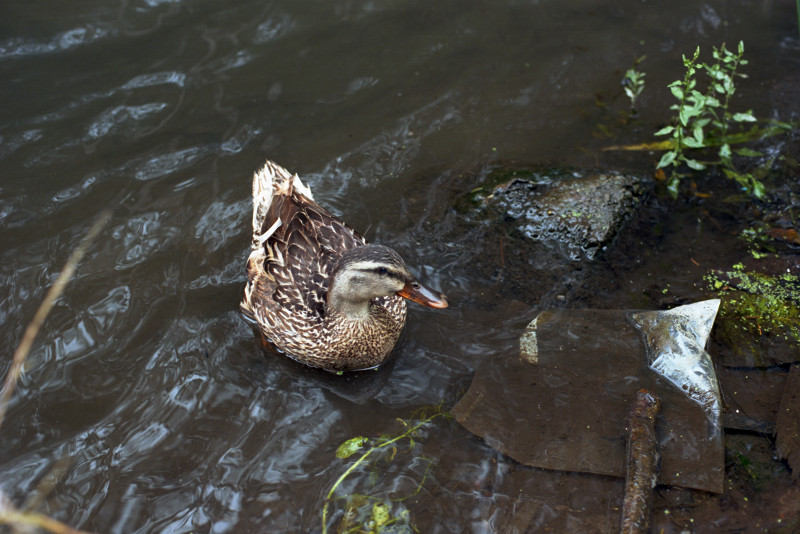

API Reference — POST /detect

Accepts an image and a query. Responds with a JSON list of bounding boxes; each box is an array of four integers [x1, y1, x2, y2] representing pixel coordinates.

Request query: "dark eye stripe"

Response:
[[358, 266, 401, 279]]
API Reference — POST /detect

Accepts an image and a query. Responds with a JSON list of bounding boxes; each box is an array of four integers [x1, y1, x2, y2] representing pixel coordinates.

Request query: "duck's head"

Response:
[[328, 245, 448, 318]]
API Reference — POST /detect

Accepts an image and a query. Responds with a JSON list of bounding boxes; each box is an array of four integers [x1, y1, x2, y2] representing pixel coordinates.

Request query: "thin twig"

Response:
[[0, 210, 111, 431], [620, 389, 661, 534]]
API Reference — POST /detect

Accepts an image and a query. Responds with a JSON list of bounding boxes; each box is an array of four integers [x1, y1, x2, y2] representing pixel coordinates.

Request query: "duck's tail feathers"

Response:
[[251, 160, 314, 248]]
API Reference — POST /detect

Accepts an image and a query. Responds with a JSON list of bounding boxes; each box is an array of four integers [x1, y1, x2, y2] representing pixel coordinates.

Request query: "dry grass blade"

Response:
[[0, 506, 90, 534], [0, 210, 110, 534], [0, 209, 110, 430]]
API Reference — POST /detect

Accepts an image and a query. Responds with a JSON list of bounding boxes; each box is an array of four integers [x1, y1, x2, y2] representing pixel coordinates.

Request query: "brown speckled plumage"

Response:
[[241, 160, 447, 371]]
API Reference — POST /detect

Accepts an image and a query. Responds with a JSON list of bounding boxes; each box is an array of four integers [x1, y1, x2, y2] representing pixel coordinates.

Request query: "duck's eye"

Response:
[[377, 267, 388, 276]]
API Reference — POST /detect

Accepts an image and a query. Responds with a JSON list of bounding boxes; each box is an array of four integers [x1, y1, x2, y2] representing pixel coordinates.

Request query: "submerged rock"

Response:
[[467, 168, 645, 260]]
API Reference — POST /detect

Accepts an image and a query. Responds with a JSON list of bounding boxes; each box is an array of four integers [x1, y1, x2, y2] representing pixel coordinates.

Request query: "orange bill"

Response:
[[397, 281, 448, 309]]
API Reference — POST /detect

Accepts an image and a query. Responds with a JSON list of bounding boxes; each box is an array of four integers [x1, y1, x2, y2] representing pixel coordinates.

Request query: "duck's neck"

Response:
[[326, 293, 374, 322]]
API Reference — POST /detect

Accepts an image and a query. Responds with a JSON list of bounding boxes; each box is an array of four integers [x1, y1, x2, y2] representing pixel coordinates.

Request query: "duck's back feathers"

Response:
[[244, 160, 365, 326]]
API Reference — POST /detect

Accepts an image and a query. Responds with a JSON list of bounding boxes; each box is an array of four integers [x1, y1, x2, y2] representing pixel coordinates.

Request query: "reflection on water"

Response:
[[1, 0, 797, 532]]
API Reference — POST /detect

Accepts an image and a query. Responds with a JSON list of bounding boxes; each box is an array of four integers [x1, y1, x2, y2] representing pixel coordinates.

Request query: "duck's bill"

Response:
[[397, 282, 449, 309]]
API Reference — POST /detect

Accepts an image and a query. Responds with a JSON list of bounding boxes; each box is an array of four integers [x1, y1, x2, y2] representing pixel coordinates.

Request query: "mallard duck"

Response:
[[241, 160, 448, 372]]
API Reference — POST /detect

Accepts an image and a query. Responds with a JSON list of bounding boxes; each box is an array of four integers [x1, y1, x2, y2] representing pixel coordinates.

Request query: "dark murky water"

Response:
[[1, 1, 798, 532]]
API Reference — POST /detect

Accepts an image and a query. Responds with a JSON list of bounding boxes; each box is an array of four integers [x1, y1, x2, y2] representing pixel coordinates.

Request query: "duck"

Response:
[[240, 160, 448, 372]]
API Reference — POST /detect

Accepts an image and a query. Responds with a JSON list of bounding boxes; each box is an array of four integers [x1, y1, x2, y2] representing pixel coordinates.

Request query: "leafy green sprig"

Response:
[[654, 41, 771, 198]]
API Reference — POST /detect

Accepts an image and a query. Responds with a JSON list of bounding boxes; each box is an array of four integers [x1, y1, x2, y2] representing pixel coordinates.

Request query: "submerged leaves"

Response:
[[337, 437, 369, 459], [322, 407, 447, 534]]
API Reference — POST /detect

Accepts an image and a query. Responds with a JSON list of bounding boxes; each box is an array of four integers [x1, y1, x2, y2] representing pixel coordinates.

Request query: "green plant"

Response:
[[322, 408, 446, 534], [655, 42, 770, 197], [605, 41, 794, 199], [622, 55, 646, 110]]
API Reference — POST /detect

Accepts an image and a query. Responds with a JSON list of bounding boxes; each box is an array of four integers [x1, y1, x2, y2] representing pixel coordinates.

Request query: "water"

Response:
[[1, 1, 798, 532]]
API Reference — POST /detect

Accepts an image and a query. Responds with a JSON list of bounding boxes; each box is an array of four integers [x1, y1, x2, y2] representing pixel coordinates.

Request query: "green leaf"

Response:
[[732, 112, 757, 122], [738, 40, 744, 55], [654, 125, 675, 136], [752, 180, 765, 199], [657, 151, 677, 169], [734, 147, 764, 157], [371, 502, 390, 526], [724, 78, 735, 93], [685, 158, 706, 170], [336, 437, 368, 459], [707, 67, 724, 81], [682, 137, 704, 148], [667, 176, 681, 198], [693, 125, 704, 145], [670, 85, 684, 100], [719, 143, 732, 159], [679, 107, 701, 126]]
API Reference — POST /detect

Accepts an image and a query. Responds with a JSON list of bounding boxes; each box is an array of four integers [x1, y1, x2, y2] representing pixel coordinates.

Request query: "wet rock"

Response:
[[467, 167, 645, 260]]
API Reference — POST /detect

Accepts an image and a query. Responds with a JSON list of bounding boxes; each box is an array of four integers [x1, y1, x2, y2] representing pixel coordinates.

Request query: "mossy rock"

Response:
[[707, 266, 800, 366]]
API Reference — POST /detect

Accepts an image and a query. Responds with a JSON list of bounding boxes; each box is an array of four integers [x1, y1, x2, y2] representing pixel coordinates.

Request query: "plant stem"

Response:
[[322, 447, 376, 534]]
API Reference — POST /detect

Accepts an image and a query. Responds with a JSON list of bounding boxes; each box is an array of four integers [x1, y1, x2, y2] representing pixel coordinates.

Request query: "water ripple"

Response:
[[110, 212, 179, 269], [253, 13, 296, 44], [133, 148, 205, 181], [195, 199, 249, 252], [0, 24, 117, 59], [0, 129, 44, 160], [121, 71, 187, 90], [86, 103, 169, 139]]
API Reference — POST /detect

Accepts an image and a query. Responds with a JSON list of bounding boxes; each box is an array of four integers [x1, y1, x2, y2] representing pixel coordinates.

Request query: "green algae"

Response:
[[705, 265, 800, 363]]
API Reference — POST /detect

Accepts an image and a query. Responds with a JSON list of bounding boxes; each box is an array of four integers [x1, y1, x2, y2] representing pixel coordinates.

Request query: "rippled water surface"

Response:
[[2, 1, 798, 532]]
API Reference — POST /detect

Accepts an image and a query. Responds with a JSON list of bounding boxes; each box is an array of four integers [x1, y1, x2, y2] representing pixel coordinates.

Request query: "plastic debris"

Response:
[[629, 300, 721, 434], [454, 300, 725, 493]]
